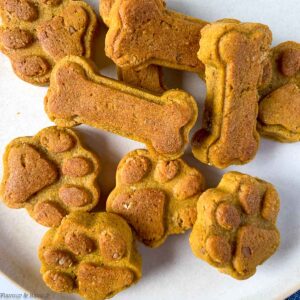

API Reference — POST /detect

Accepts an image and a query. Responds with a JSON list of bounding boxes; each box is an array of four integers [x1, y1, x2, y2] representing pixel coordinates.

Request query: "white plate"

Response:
[[0, 0, 300, 299]]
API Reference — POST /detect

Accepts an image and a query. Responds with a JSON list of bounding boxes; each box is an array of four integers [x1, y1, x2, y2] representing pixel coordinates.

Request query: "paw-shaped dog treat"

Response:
[[0, 126, 100, 227], [39, 211, 142, 300], [192, 20, 272, 169], [0, 0, 97, 85], [105, 0, 208, 73], [107, 149, 205, 248], [258, 42, 300, 142], [190, 171, 280, 280]]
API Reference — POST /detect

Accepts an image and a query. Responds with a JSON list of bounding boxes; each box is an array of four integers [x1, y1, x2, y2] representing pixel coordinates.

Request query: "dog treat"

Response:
[[190, 171, 280, 280], [100, 0, 166, 93], [45, 56, 198, 160], [39, 211, 142, 300], [117, 65, 166, 94], [105, 0, 208, 73], [99, 0, 115, 26], [192, 20, 272, 169], [258, 42, 300, 142], [0, 126, 100, 227], [106, 149, 205, 247], [0, 0, 97, 85]]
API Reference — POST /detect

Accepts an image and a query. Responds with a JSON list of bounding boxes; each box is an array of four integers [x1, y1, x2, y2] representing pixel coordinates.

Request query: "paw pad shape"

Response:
[[190, 171, 280, 279], [258, 42, 300, 142], [107, 149, 205, 247], [0, 0, 97, 84], [39, 211, 142, 299], [0, 126, 100, 227]]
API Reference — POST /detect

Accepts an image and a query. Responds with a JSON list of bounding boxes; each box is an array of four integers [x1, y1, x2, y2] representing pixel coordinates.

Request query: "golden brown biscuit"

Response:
[[0, 0, 97, 85], [39, 211, 142, 300], [106, 149, 205, 247], [105, 0, 208, 73], [117, 65, 167, 94], [0, 127, 100, 227], [100, 0, 166, 94], [192, 20, 272, 169], [258, 42, 300, 142], [45, 56, 198, 160], [190, 172, 280, 280], [99, 0, 115, 26]]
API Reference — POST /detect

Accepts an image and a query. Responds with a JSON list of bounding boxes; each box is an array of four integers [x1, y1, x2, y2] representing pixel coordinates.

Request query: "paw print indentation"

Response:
[[107, 149, 206, 247], [258, 42, 300, 142], [39, 212, 142, 300], [0, 0, 97, 84], [0, 126, 100, 227], [190, 171, 280, 279]]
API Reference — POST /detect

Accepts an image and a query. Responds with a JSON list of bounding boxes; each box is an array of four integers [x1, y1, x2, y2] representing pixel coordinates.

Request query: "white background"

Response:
[[0, 0, 300, 299]]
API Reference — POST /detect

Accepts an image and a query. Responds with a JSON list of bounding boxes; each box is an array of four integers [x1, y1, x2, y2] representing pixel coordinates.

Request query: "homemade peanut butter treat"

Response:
[[0, 0, 97, 85], [192, 20, 272, 169], [0, 127, 100, 227], [100, 0, 166, 94], [39, 211, 142, 300], [106, 149, 205, 247], [258, 42, 300, 142], [99, 0, 114, 26], [117, 64, 166, 94], [190, 172, 280, 280], [45, 56, 198, 160], [105, 0, 208, 73]]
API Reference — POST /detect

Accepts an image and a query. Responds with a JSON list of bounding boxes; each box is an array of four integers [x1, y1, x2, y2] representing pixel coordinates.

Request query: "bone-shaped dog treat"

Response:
[[100, 0, 166, 93], [117, 64, 167, 94], [192, 20, 272, 169], [45, 56, 197, 160], [258, 42, 300, 142], [105, 0, 208, 73]]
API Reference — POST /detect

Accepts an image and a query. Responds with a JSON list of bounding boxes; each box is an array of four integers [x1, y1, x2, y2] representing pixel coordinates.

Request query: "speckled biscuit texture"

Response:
[[258, 42, 300, 142], [0, 126, 100, 227], [99, 0, 115, 26], [190, 171, 280, 280], [106, 149, 205, 248], [45, 56, 198, 160], [100, 0, 166, 93], [192, 20, 272, 169], [39, 211, 142, 300], [105, 0, 208, 73], [117, 64, 167, 94], [0, 0, 97, 85]]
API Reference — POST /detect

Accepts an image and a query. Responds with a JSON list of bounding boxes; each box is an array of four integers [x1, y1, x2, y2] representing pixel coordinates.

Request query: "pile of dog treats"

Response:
[[0, 0, 299, 299]]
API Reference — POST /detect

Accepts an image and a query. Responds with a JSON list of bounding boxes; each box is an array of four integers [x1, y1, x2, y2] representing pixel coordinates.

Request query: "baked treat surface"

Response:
[[190, 171, 280, 280], [107, 149, 205, 247], [45, 55, 198, 160], [117, 64, 166, 94], [192, 20, 272, 168], [0, 126, 100, 227], [258, 42, 300, 142], [105, 0, 208, 73], [39, 211, 142, 300], [100, 0, 167, 94], [99, 0, 115, 26], [0, 0, 97, 85]]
